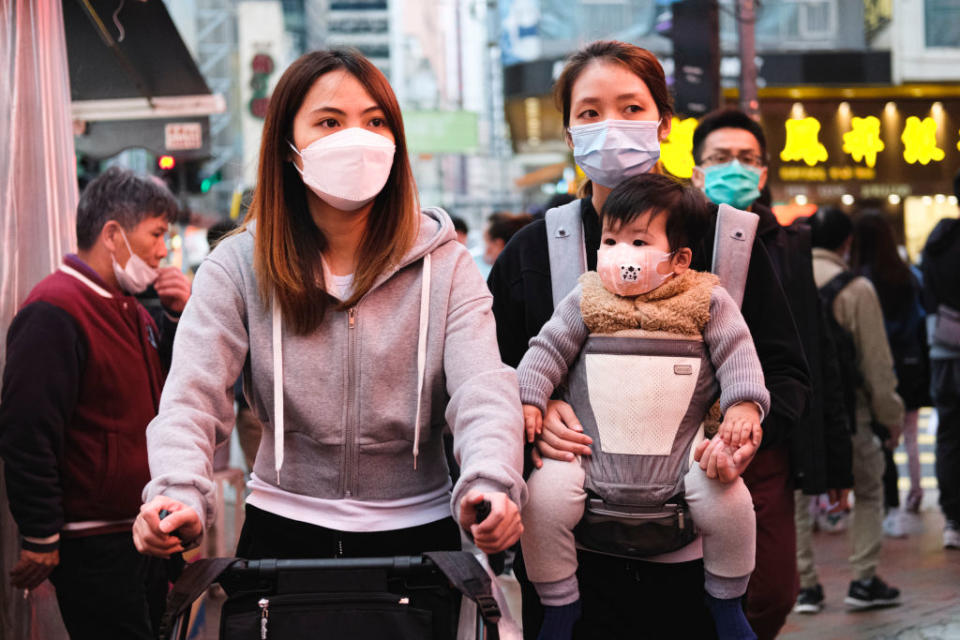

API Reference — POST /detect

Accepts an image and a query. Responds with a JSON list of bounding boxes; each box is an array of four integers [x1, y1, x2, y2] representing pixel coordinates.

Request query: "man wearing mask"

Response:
[[691, 109, 854, 634], [0, 167, 190, 638]]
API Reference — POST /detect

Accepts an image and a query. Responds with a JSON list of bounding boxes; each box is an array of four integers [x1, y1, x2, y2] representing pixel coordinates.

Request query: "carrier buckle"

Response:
[[476, 595, 502, 622]]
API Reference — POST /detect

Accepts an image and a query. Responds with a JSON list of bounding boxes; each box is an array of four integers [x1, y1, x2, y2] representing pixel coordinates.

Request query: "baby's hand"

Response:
[[523, 405, 543, 443], [720, 402, 763, 448]]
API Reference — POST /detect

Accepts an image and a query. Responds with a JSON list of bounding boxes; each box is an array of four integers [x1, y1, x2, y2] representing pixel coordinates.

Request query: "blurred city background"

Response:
[[64, 0, 960, 272]]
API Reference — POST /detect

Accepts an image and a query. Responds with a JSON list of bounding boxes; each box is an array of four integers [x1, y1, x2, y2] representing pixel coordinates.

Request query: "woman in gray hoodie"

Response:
[[132, 49, 526, 562]]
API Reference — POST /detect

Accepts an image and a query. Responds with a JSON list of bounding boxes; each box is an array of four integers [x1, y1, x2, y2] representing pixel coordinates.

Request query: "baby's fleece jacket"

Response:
[[517, 269, 770, 420]]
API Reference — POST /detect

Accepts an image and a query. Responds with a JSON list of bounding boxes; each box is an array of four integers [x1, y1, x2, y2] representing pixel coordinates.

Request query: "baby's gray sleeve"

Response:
[[703, 286, 771, 417], [516, 285, 589, 413]]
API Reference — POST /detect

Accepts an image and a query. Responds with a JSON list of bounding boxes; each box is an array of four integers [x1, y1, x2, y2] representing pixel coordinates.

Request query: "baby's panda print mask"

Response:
[[597, 243, 675, 297]]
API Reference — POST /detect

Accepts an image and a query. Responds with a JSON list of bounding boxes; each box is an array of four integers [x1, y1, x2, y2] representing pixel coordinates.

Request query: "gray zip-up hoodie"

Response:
[[142, 208, 526, 531]]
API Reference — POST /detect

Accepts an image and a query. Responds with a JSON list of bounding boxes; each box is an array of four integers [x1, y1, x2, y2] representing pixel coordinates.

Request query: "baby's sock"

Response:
[[538, 599, 582, 640], [704, 594, 756, 640]]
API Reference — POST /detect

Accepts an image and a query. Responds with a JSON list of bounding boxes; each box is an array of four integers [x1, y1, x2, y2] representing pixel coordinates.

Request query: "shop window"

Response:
[[904, 194, 960, 262], [925, 0, 960, 48]]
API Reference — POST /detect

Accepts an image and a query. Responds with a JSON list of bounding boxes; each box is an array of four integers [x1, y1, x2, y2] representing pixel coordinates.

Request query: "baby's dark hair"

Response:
[[601, 173, 711, 252]]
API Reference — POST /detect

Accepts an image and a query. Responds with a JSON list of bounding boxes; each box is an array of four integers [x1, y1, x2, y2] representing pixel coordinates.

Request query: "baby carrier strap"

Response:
[[545, 199, 587, 308], [711, 203, 759, 309]]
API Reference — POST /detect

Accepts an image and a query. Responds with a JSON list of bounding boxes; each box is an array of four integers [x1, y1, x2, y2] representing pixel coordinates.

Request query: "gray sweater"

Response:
[[142, 208, 526, 531], [518, 278, 770, 419]]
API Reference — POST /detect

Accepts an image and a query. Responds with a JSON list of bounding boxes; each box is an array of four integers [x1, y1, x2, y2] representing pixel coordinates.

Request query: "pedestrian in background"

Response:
[[920, 169, 960, 550], [0, 167, 191, 639], [483, 211, 534, 265], [132, 49, 525, 573], [851, 211, 929, 532], [808, 207, 904, 610]]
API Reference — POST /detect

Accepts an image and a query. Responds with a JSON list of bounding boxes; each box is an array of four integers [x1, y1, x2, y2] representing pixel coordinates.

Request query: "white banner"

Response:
[[238, 2, 288, 187]]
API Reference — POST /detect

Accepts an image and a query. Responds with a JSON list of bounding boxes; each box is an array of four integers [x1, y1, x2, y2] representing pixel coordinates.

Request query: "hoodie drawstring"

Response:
[[272, 290, 284, 483], [412, 252, 431, 469]]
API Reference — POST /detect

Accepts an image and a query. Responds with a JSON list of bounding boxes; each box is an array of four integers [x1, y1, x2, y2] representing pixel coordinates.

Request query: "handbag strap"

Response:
[[158, 557, 241, 640], [425, 551, 501, 639]]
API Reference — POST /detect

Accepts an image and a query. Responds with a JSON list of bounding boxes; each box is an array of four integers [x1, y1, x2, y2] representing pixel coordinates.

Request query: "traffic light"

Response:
[[158, 155, 176, 171], [201, 170, 223, 194]]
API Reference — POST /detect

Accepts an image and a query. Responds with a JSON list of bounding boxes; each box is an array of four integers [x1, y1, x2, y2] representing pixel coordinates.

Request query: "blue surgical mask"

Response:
[[569, 120, 661, 188], [702, 160, 763, 210]]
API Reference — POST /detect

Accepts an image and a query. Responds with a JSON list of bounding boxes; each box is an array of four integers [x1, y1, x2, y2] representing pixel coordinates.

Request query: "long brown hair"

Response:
[[243, 49, 419, 334], [554, 41, 673, 197], [850, 211, 913, 318]]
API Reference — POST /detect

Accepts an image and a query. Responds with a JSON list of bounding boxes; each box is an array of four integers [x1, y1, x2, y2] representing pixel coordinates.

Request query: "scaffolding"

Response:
[[194, 0, 241, 210]]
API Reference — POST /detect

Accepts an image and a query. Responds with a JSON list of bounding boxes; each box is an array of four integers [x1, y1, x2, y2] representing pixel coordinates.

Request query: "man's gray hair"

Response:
[[76, 166, 179, 250]]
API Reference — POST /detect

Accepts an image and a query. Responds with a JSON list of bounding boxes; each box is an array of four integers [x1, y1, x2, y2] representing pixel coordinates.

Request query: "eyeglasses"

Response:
[[700, 151, 766, 168]]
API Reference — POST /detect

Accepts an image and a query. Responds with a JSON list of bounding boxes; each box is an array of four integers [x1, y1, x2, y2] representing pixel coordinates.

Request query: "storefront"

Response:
[[730, 85, 959, 259]]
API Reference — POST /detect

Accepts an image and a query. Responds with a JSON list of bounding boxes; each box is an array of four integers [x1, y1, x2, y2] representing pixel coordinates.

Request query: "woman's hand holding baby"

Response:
[[695, 402, 762, 483], [530, 400, 593, 468]]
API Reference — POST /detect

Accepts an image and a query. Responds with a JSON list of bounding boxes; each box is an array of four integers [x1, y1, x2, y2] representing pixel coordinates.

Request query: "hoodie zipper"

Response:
[[342, 307, 359, 497]]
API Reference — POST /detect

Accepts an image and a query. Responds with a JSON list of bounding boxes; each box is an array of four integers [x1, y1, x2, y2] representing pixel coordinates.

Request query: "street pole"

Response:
[[737, 0, 759, 119]]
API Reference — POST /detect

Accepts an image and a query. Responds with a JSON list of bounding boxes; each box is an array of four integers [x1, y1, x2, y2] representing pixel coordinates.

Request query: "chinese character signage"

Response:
[[759, 97, 959, 202]]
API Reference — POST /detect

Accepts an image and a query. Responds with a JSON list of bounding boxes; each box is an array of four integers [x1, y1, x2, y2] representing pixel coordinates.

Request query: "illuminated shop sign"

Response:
[[660, 101, 957, 187], [663, 96, 960, 202]]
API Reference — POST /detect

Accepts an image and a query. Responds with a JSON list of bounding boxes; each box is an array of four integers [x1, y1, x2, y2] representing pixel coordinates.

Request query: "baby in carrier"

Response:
[[517, 174, 769, 640]]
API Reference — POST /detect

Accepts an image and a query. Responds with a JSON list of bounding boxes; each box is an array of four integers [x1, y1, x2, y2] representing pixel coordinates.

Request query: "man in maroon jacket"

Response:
[[0, 167, 191, 638]]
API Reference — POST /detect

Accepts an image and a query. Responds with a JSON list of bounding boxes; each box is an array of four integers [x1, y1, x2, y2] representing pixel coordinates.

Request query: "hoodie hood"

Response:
[[402, 207, 458, 267]]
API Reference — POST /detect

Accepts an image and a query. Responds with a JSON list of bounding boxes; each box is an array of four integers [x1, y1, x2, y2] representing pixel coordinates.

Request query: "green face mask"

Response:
[[702, 160, 762, 210]]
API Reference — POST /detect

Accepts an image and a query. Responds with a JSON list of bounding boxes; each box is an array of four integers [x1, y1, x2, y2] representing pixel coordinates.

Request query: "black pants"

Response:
[[49, 532, 170, 640], [235, 504, 462, 560], [514, 547, 717, 640], [932, 358, 960, 523], [883, 446, 900, 509]]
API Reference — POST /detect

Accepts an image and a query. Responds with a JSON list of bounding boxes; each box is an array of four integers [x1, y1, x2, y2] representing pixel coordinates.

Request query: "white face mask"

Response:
[[111, 227, 159, 294], [569, 119, 661, 188], [289, 128, 396, 211]]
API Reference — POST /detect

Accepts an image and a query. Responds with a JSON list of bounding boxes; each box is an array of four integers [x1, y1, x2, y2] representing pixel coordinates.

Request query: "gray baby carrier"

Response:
[[545, 199, 758, 558]]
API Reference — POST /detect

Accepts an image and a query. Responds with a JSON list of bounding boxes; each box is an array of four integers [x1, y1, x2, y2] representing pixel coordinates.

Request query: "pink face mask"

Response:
[[597, 243, 675, 296]]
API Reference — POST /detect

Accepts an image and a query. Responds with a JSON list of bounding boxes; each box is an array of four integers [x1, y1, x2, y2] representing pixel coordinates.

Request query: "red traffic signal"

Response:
[[158, 155, 176, 170]]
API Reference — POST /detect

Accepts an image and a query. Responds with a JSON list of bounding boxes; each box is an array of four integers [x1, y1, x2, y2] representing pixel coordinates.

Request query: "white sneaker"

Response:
[[883, 511, 907, 538], [945, 522, 960, 550]]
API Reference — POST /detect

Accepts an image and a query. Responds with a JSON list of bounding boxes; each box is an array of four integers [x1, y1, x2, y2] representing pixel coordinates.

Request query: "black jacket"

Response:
[[488, 198, 811, 450], [922, 217, 960, 313], [754, 204, 853, 494]]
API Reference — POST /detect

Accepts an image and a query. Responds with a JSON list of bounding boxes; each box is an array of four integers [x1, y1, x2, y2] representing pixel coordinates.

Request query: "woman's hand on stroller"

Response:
[[530, 399, 593, 468], [133, 496, 202, 558], [458, 490, 523, 554]]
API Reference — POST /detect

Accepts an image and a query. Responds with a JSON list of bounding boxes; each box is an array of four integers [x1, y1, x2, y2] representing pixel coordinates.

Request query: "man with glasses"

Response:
[[690, 110, 854, 634]]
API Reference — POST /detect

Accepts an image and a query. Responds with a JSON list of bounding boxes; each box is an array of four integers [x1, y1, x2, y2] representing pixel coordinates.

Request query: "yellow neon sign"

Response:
[[842, 116, 885, 168], [660, 117, 698, 179], [780, 117, 828, 166], [901, 116, 944, 165]]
